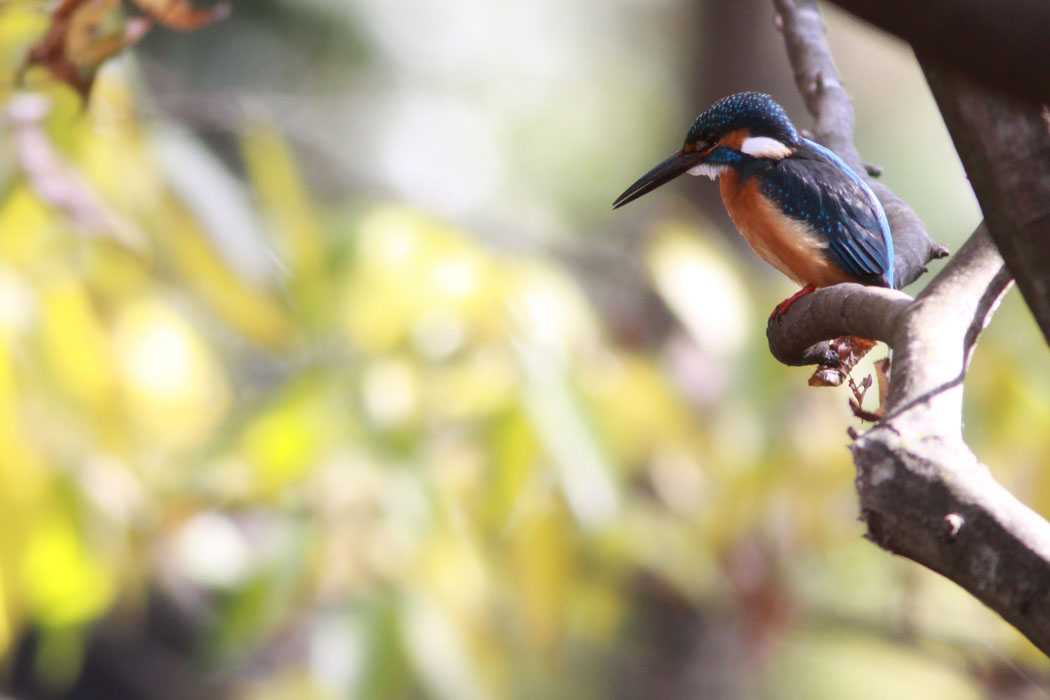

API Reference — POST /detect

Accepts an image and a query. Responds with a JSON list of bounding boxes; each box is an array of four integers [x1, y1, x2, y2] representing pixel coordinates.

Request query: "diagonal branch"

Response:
[[768, 0, 1050, 657], [854, 229, 1050, 658]]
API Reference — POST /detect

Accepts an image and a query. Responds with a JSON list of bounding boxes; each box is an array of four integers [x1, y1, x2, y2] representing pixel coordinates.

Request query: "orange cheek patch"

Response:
[[716, 128, 750, 150]]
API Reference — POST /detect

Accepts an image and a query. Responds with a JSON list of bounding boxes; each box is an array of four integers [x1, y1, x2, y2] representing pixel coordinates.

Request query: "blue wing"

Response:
[[756, 139, 894, 288]]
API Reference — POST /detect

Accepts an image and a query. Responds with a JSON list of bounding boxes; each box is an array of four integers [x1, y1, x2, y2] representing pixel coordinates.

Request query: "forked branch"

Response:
[[768, 0, 1050, 657]]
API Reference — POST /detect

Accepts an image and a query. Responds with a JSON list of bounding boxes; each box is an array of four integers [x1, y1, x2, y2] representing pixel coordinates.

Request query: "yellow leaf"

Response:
[[20, 514, 115, 627], [157, 200, 293, 348], [508, 490, 572, 653], [0, 186, 57, 265], [39, 275, 116, 415], [239, 124, 325, 277], [113, 298, 229, 448], [241, 379, 336, 495]]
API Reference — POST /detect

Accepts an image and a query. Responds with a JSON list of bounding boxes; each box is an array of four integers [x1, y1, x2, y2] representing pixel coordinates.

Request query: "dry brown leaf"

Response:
[[127, 0, 230, 30], [846, 356, 891, 424], [20, 0, 229, 101], [65, 1, 152, 69], [20, 0, 147, 100], [807, 334, 876, 387]]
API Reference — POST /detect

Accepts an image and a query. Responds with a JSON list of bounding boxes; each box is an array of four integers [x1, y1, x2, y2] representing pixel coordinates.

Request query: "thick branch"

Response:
[[829, 0, 1050, 106], [881, 227, 1009, 434], [922, 63, 1050, 349], [854, 230, 1050, 657], [771, 234, 1050, 656]]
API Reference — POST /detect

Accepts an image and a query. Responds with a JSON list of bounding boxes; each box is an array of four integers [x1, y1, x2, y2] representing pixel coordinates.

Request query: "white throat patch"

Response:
[[687, 163, 728, 180], [740, 136, 793, 160]]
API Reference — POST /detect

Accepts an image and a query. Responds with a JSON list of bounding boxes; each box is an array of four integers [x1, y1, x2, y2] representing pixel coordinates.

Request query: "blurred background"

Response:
[[0, 0, 1048, 698]]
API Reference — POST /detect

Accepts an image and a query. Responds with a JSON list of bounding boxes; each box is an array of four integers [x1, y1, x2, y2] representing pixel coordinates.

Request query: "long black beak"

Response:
[[612, 150, 706, 209]]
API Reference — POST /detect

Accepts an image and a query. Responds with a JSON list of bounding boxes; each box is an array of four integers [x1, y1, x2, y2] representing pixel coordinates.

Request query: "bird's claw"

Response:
[[770, 284, 817, 321]]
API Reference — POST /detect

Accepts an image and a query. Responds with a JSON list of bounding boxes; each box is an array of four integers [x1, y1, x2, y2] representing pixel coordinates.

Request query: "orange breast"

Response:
[[718, 171, 854, 287]]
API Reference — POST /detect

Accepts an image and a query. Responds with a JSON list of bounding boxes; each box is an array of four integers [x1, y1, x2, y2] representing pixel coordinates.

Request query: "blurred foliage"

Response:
[[0, 2, 1046, 700], [18, 0, 228, 101]]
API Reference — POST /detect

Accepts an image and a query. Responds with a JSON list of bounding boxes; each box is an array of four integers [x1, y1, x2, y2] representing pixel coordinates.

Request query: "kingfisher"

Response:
[[613, 92, 894, 317]]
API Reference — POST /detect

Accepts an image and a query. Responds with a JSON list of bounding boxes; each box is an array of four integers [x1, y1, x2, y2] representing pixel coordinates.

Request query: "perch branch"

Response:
[[765, 284, 910, 366]]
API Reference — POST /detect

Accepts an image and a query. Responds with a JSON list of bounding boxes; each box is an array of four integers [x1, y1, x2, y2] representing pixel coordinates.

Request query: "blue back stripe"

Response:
[[802, 139, 894, 288]]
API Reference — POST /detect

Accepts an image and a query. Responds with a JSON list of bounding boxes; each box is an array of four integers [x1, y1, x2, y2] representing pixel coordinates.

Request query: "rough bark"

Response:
[[768, 0, 1050, 657], [852, 230, 1050, 656]]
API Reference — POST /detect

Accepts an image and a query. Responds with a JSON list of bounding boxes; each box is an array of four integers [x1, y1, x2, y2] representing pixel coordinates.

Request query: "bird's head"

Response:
[[613, 92, 801, 208]]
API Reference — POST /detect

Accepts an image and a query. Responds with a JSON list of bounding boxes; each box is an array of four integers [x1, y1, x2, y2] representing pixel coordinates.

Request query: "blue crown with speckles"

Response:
[[686, 92, 801, 147]]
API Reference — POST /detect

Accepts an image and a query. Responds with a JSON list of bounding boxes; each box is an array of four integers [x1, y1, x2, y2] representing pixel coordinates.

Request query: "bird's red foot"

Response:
[[771, 284, 816, 321]]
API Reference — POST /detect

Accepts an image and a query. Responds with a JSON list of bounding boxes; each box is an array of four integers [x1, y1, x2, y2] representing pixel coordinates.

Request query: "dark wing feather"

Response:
[[755, 140, 894, 287]]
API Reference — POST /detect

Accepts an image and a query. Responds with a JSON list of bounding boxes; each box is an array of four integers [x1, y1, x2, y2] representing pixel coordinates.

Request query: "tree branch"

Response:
[[765, 283, 909, 366], [769, 0, 1050, 657], [828, 0, 1050, 106], [854, 229, 1050, 658], [922, 62, 1050, 349], [815, 2, 1050, 348]]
